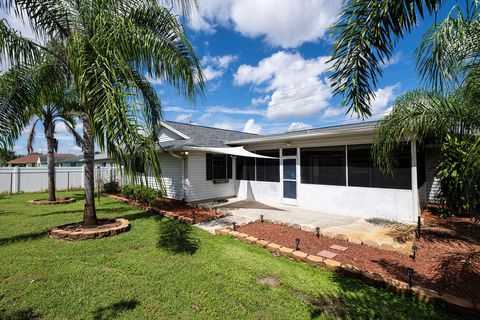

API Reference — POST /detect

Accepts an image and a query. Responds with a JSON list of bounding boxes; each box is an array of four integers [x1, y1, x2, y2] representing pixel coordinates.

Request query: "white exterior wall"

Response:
[[185, 151, 235, 202], [235, 180, 282, 203], [142, 153, 184, 200]]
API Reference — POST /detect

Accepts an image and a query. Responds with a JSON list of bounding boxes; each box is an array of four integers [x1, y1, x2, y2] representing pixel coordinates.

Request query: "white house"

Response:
[[152, 121, 440, 223]]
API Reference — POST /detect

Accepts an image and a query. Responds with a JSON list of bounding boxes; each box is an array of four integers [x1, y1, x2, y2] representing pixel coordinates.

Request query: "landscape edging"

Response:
[[214, 224, 478, 315]]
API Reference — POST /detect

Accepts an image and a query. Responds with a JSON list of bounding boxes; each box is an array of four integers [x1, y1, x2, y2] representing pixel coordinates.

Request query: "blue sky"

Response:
[[9, 0, 461, 155]]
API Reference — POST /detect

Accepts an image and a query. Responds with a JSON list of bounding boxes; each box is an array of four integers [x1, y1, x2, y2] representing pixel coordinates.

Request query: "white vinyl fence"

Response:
[[0, 166, 125, 194]]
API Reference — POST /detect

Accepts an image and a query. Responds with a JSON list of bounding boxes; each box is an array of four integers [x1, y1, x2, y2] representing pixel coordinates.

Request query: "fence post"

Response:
[[12, 167, 20, 193], [9, 172, 13, 194], [81, 165, 85, 189], [67, 171, 70, 191]]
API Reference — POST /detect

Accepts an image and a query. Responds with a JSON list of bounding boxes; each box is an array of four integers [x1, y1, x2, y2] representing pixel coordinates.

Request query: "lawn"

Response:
[[0, 191, 471, 320]]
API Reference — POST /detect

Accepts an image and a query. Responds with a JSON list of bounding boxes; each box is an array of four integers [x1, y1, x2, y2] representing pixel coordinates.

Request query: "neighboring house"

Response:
[[57, 155, 84, 167], [152, 121, 440, 223], [6, 153, 77, 167]]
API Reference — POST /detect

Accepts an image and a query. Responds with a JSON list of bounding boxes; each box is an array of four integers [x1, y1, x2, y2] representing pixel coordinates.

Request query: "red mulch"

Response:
[[238, 217, 480, 303]]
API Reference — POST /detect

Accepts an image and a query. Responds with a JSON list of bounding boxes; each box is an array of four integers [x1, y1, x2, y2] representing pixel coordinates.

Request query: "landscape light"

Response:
[[411, 243, 418, 260], [295, 238, 300, 251], [417, 216, 421, 239], [192, 211, 196, 223], [406, 268, 414, 288], [232, 222, 237, 231], [316, 227, 320, 238], [260, 215, 264, 223]]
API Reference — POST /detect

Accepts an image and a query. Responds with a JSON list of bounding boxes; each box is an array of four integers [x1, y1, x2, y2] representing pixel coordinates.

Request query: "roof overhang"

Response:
[[227, 123, 378, 146], [182, 146, 277, 158]]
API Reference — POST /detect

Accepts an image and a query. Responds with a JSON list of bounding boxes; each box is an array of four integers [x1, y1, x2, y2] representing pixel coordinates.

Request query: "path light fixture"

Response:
[[232, 222, 237, 231], [295, 238, 301, 251], [416, 216, 421, 239], [411, 243, 418, 260], [192, 211, 196, 224], [406, 267, 414, 288], [260, 215, 264, 223], [316, 227, 320, 238]]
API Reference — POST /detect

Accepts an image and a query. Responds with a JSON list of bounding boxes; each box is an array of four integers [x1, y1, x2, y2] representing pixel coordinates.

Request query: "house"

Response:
[[6, 153, 77, 167], [152, 121, 440, 223], [57, 155, 84, 167]]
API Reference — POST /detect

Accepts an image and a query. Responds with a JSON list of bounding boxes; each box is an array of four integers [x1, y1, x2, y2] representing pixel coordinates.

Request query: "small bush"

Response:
[[121, 184, 161, 206], [103, 181, 120, 194]]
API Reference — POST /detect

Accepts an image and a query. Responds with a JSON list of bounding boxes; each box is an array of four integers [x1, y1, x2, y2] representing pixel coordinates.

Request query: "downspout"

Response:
[[169, 151, 186, 201]]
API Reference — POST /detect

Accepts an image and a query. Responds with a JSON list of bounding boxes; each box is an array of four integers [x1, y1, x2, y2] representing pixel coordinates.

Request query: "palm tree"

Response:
[[0, 48, 81, 202], [329, 0, 479, 117], [0, 0, 203, 227]]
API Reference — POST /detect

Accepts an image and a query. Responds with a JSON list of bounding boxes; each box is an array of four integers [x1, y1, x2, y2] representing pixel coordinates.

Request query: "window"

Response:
[[236, 156, 255, 180], [347, 144, 411, 189], [256, 150, 280, 182], [206, 153, 232, 181], [301, 146, 346, 186], [71, 162, 77, 167], [282, 148, 297, 156]]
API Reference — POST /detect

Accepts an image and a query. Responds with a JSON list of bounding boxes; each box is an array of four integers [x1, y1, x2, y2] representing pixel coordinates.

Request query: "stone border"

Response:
[[242, 219, 412, 255], [215, 226, 479, 315], [48, 218, 130, 240], [106, 194, 228, 224], [28, 197, 76, 205]]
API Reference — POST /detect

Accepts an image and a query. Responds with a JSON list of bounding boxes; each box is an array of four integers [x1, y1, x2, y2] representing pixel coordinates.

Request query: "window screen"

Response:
[[347, 144, 411, 189], [301, 146, 346, 185], [256, 150, 280, 182], [236, 156, 255, 180], [206, 153, 232, 181], [282, 148, 297, 156]]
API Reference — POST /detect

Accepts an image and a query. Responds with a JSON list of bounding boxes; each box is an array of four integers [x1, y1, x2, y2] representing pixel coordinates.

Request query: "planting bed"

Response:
[[28, 197, 76, 205], [48, 218, 130, 240], [107, 194, 227, 223], [238, 220, 480, 304]]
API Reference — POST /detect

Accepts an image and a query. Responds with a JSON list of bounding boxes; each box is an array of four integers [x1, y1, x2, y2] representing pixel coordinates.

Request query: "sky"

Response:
[[7, 0, 460, 155]]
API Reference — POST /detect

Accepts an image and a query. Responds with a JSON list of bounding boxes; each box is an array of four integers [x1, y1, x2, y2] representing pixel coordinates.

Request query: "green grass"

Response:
[[0, 191, 470, 320]]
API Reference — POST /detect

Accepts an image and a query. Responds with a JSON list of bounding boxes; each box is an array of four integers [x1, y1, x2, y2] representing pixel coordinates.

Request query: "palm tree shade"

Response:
[[0, 0, 204, 227]]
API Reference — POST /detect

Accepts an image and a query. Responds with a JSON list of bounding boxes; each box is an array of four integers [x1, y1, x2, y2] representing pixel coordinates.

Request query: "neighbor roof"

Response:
[[57, 155, 83, 163], [6, 154, 40, 164], [38, 153, 76, 163], [227, 120, 379, 145], [157, 121, 258, 150]]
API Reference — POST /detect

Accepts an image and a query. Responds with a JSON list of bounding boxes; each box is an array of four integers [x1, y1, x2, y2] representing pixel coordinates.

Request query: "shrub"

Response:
[[121, 184, 161, 206], [103, 181, 120, 194]]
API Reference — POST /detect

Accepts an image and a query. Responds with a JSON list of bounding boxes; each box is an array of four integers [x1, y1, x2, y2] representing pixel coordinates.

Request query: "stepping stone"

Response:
[[330, 244, 348, 252], [317, 250, 337, 259]]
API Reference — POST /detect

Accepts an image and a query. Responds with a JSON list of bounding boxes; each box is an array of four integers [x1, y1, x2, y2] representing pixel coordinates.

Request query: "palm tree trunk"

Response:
[[46, 125, 56, 202], [82, 115, 97, 227]]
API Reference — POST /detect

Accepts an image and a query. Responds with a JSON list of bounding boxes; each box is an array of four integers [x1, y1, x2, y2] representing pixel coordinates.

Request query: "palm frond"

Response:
[[0, 19, 40, 65], [26, 118, 39, 153], [329, 0, 442, 117]]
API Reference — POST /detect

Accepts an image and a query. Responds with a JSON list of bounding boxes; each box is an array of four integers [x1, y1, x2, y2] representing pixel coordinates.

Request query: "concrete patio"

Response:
[[196, 198, 416, 248]]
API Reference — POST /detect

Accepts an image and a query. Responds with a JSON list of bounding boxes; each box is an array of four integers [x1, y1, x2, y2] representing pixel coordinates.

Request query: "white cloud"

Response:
[[189, 0, 342, 48], [174, 113, 192, 123], [251, 95, 270, 106], [242, 119, 262, 134], [370, 83, 401, 115], [205, 106, 265, 116], [383, 52, 402, 68], [234, 51, 333, 120], [322, 107, 344, 118], [164, 106, 199, 113], [201, 54, 238, 81], [287, 122, 312, 132]]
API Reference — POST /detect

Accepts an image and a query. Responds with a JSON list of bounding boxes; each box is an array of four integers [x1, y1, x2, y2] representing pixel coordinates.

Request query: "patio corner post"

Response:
[[411, 140, 420, 222]]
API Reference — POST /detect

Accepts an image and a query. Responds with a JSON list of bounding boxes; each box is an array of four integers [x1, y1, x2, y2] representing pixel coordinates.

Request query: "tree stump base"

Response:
[[48, 218, 130, 240], [28, 197, 76, 205]]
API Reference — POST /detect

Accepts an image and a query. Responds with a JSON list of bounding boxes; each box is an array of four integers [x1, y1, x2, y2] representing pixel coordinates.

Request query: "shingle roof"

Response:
[[57, 155, 83, 163], [157, 121, 258, 150], [38, 153, 77, 163], [7, 154, 40, 164]]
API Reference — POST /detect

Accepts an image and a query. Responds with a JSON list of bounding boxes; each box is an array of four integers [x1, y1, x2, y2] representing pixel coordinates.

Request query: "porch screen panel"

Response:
[[347, 144, 411, 189], [301, 146, 346, 186], [255, 150, 279, 182], [236, 156, 255, 180]]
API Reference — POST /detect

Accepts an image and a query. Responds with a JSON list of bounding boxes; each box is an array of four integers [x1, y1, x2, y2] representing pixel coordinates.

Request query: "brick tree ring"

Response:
[[48, 218, 130, 240], [28, 197, 76, 205]]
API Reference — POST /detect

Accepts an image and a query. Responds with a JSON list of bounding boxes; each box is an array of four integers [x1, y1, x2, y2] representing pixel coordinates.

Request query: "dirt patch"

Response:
[[28, 197, 76, 205], [256, 276, 279, 288], [238, 221, 480, 303]]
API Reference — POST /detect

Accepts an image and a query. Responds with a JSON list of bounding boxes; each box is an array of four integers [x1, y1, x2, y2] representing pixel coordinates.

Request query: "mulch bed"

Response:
[[238, 217, 480, 303], [107, 194, 226, 223]]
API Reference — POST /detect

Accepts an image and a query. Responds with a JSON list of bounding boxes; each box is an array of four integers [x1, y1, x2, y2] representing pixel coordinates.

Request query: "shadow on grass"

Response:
[[93, 299, 139, 320], [157, 218, 199, 254], [0, 231, 45, 246], [0, 308, 41, 320], [32, 207, 132, 218]]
